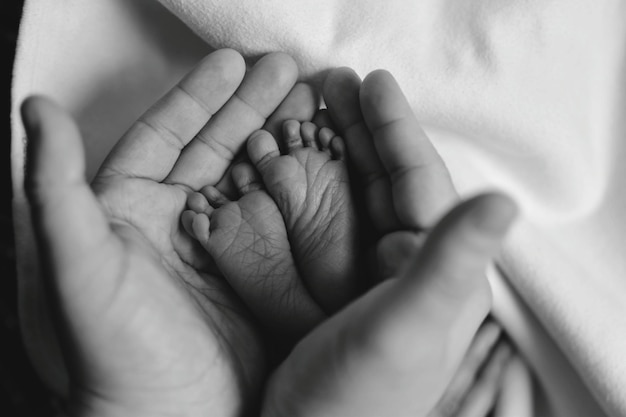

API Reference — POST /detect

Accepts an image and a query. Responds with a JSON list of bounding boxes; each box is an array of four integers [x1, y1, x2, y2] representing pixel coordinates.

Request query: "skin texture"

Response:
[[182, 121, 358, 340], [23, 49, 314, 417], [324, 69, 516, 417], [186, 70, 514, 417], [261, 193, 517, 417], [22, 50, 518, 417]]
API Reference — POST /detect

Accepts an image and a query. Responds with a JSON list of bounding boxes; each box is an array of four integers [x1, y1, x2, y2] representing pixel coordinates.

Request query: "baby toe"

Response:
[[232, 162, 263, 196], [282, 119, 304, 154], [187, 191, 213, 215], [300, 121, 320, 150], [330, 135, 347, 161], [247, 129, 281, 173], [181, 209, 211, 244], [181, 210, 197, 237], [318, 126, 336, 156], [200, 185, 230, 208], [191, 211, 211, 245]]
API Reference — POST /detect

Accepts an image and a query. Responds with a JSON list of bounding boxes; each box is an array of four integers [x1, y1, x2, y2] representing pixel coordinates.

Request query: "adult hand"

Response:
[[323, 68, 458, 235], [262, 193, 517, 417], [22, 48, 317, 417], [23, 48, 516, 417], [260, 69, 518, 417], [326, 69, 513, 416]]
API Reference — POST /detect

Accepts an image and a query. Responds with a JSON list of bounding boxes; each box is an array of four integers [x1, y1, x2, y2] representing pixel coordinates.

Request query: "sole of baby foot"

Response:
[[182, 166, 325, 340], [247, 121, 359, 313]]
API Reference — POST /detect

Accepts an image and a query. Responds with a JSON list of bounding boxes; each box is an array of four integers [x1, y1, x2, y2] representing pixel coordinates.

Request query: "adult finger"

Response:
[[428, 321, 503, 417], [360, 70, 458, 229], [213, 82, 319, 197], [455, 342, 512, 417], [98, 49, 246, 182], [21, 95, 133, 340], [492, 355, 534, 417], [323, 68, 399, 233], [23, 96, 112, 275], [382, 193, 517, 338], [166, 52, 299, 189], [264, 82, 319, 139]]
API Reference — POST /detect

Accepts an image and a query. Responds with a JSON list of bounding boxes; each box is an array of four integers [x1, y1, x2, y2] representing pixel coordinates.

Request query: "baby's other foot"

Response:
[[247, 120, 359, 313], [182, 163, 324, 338]]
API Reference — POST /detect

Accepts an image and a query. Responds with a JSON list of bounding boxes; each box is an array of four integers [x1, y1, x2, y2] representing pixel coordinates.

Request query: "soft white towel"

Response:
[[11, 1, 626, 416]]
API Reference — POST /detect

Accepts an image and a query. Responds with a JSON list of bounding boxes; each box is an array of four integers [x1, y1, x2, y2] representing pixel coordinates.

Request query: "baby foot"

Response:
[[182, 162, 325, 339], [182, 121, 359, 337], [247, 121, 360, 312]]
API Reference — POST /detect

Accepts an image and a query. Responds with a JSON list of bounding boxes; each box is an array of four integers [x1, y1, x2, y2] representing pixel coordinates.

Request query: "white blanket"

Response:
[[11, 1, 626, 416]]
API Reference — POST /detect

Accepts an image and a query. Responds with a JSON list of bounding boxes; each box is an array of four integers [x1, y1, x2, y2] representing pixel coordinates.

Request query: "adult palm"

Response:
[[23, 49, 316, 417]]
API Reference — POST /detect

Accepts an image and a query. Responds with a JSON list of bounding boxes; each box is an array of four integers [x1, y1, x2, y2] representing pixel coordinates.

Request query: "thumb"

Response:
[[355, 193, 518, 415], [372, 193, 518, 371], [22, 96, 111, 291]]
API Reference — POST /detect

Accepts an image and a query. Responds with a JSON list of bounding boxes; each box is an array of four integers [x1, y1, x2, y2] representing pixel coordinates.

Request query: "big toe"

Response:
[[182, 191, 214, 245], [247, 129, 304, 199], [231, 162, 263, 197], [247, 129, 281, 172], [282, 119, 304, 153]]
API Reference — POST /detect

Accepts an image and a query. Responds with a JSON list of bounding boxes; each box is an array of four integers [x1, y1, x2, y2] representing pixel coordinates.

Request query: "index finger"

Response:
[[364, 194, 517, 376], [323, 68, 400, 233], [98, 49, 246, 182], [165, 52, 299, 189], [360, 70, 458, 228]]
